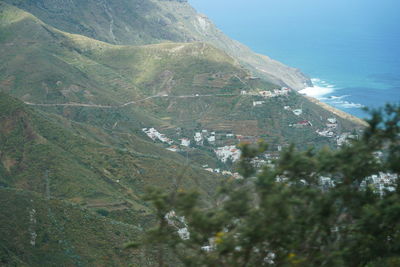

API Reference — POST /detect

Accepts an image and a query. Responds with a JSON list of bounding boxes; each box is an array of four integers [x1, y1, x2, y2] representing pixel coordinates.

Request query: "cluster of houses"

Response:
[[362, 172, 398, 195], [214, 145, 242, 163], [336, 132, 357, 147], [242, 87, 291, 107], [203, 166, 242, 179], [319, 172, 397, 195], [193, 130, 216, 145], [242, 87, 291, 98], [142, 127, 193, 151], [143, 127, 252, 155], [316, 118, 338, 137], [181, 130, 253, 147], [142, 128, 173, 145], [251, 157, 269, 168], [250, 152, 282, 168], [276, 171, 397, 196], [144, 119, 361, 182]]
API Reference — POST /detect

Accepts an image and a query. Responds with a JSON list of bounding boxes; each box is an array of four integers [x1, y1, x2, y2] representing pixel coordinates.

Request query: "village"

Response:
[[245, 87, 356, 145], [143, 125, 286, 179], [142, 122, 390, 192], [141, 86, 361, 179]]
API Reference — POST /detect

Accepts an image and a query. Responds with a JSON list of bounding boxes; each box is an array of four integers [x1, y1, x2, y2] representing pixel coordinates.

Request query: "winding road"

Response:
[[24, 93, 237, 109]]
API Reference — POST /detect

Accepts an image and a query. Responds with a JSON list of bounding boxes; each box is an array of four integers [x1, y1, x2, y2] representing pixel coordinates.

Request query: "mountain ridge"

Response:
[[2, 0, 312, 90]]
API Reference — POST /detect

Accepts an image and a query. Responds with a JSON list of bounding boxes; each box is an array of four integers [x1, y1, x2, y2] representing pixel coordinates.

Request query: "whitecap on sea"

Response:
[[299, 79, 336, 98], [300, 78, 364, 110]]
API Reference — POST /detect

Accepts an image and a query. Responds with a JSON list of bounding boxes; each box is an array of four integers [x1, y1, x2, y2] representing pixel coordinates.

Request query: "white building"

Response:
[[253, 101, 265, 107], [142, 128, 173, 144], [165, 211, 190, 240], [207, 135, 216, 144], [319, 176, 335, 190], [274, 87, 290, 96], [326, 123, 337, 128], [336, 133, 357, 146], [316, 129, 335, 138], [292, 109, 303, 116], [178, 228, 190, 240], [259, 91, 273, 98], [232, 172, 243, 179], [180, 138, 191, 147], [166, 145, 179, 152], [327, 118, 337, 124], [251, 158, 267, 168], [194, 132, 203, 143], [214, 146, 242, 163]]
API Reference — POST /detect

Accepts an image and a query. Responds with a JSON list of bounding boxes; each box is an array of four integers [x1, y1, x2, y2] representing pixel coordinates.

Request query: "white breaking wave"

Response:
[[333, 101, 365, 109], [299, 86, 335, 98], [300, 78, 364, 110], [299, 78, 336, 98], [328, 95, 350, 100]]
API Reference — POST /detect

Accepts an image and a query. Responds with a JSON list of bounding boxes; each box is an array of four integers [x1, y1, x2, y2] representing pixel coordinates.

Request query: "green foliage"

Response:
[[96, 208, 110, 217], [140, 105, 400, 266]]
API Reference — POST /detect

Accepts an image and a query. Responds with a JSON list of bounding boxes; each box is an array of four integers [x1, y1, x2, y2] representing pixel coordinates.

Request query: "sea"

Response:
[[190, 0, 400, 119]]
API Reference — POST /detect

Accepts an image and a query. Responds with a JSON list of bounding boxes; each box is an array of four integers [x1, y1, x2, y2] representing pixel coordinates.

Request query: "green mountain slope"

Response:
[[0, 2, 367, 265], [0, 2, 364, 149], [0, 93, 203, 266], [0, 92, 220, 215], [0, 188, 142, 266], [2, 0, 311, 90]]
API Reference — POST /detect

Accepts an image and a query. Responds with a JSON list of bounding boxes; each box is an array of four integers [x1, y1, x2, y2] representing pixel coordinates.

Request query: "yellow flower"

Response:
[[215, 232, 225, 244], [288, 253, 296, 259], [288, 253, 304, 265]]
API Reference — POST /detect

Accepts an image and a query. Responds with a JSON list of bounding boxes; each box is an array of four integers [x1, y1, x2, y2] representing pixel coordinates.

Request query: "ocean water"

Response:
[[190, 0, 400, 119]]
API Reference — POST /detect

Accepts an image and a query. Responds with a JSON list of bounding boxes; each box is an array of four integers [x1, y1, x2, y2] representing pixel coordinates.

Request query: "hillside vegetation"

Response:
[[0, 2, 364, 149], [2, 0, 311, 90], [0, 1, 369, 265], [0, 188, 140, 266]]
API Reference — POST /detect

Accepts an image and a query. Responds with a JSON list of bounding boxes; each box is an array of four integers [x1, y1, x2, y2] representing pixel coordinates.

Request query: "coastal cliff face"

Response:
[[3, 0, 311, 90]]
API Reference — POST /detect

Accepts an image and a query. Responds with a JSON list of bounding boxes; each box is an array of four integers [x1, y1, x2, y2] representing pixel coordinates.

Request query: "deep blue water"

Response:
[[190, 0, 400, 118]]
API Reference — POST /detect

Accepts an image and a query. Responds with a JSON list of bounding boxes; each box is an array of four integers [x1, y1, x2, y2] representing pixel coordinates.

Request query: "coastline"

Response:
[[299, 78, 367, 118], [304, 96, 369, 127]]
